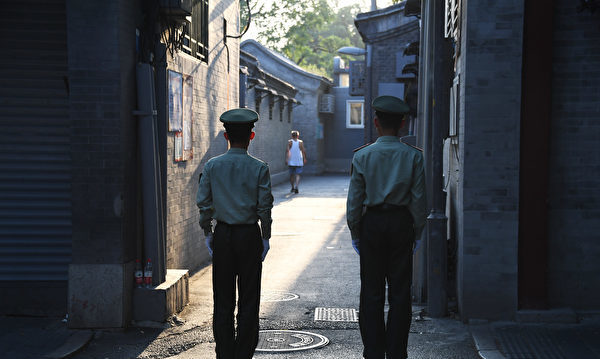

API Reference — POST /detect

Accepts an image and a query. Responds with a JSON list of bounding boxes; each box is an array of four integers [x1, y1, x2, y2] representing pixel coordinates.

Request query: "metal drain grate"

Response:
[[314, 307, 358, 322], [255, 330, 329, 352]]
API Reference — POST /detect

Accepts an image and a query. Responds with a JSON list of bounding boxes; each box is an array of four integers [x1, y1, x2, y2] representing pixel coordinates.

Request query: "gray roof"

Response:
[[241, 39, 332, 85]]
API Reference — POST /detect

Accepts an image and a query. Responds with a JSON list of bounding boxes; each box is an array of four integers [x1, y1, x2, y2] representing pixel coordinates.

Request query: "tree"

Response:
[[250, 0, 365, 78]]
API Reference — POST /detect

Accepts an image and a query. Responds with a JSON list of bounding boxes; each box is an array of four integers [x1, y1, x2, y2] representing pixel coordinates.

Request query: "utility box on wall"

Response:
[[349, 61, 366, 96], [319, 94, 335, 114]]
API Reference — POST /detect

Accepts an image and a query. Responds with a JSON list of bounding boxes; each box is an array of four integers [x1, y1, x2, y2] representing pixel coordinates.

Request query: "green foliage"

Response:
[[250, 0, 365, 78], [240, 0, 251, 34]]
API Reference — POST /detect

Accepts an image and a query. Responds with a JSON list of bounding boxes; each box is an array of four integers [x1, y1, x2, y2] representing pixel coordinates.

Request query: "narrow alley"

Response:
[[69, 175, 479, 359]]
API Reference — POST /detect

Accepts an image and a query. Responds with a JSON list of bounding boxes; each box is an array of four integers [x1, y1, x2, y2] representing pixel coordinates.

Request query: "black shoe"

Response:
[[294, 188, 299, 194], [291, 188, 295, 193]]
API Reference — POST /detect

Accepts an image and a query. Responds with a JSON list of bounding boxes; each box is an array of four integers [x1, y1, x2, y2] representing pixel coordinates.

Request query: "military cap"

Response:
[[219, 108, 259, 124], [372, 95, 410, 115]]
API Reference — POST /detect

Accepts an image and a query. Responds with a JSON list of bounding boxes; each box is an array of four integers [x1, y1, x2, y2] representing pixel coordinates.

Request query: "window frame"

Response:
[[346, 100, 365, 129], [181, 0, 209, 63]]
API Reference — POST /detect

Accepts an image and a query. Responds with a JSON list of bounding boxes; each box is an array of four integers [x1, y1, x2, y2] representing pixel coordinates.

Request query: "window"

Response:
[[445, 0, 459, 39], [346, 100, 364, 129], [182, 0, 209, 62]]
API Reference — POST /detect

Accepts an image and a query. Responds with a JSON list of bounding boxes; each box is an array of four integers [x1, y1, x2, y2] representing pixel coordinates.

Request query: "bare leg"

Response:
[[294, 175, 300, 192]]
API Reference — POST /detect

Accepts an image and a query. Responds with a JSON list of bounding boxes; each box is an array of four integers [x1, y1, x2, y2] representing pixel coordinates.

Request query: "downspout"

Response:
[[134, 63, 166, 286], [426, 0, 452, 318]]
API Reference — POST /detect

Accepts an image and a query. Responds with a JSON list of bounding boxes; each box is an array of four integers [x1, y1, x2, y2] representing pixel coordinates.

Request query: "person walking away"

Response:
[[286, 130, 306, 193], [346, 96, 427, 359], [196, 108, 274, 359]]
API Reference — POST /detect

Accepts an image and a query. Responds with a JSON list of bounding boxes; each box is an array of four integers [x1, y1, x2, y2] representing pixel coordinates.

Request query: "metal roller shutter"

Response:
[[0, 0, 72, 281]]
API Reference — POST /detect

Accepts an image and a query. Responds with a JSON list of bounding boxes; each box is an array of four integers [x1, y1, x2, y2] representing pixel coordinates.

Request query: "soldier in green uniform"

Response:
[[346, 96, 427, 359], [196, 108, 273, 359]]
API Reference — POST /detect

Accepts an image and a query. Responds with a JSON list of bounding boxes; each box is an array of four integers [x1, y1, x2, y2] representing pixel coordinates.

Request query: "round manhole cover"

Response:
[[256, 330, 329, 352], [261, 290, 299, 302]]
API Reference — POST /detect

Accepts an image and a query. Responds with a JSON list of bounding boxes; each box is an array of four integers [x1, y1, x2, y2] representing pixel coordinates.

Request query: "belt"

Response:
[[367, 203, 407, 212], [217, 221, 257, 227]]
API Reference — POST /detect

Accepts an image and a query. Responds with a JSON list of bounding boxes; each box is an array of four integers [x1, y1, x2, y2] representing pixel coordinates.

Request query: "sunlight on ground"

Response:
[[260, 196, 348, 313]]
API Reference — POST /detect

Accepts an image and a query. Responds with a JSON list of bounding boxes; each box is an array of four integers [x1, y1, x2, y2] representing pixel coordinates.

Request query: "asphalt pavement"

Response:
[[66, 174, 480, 359], [3, 174, 598, 359]]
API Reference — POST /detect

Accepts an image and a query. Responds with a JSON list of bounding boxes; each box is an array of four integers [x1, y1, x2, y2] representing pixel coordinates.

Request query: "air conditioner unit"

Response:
[[159, 0, 192, 18], [319, 94, 335, 114]]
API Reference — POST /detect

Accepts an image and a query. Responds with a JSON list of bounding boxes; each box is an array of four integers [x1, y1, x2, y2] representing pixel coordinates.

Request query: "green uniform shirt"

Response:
[[346, 136, 427, 242], [196, 148, 273, 237]]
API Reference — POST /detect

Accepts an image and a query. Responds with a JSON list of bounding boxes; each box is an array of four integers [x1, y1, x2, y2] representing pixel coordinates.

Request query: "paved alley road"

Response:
[[71, 175, 479, 359], [166, 175, 479, 359]]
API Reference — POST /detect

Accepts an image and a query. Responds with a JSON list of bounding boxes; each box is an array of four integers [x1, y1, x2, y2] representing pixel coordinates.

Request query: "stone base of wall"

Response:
[[271, 170, 289, 186], [132, 269, 189, 323], [68, 263, 134, 328]]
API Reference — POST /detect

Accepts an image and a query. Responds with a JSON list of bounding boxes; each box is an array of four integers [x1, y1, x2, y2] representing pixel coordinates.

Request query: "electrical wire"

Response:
[[222, 0, 251, 108], [226, 0, 252, 39]]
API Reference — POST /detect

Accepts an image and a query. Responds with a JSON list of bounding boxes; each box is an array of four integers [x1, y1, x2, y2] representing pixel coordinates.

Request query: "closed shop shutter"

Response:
[[0, 0, 71, 281]]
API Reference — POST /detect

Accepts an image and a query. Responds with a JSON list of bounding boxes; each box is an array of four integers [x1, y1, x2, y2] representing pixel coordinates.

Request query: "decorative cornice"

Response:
[[241, 39, 333, 86]]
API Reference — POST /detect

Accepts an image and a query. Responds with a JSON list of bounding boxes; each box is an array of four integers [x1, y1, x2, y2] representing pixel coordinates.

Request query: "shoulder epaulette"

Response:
[[353, 142, 373, 153], [401, 142, 423, 152]]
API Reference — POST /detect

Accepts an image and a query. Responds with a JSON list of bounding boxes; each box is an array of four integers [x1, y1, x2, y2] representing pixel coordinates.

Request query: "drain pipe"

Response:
[[425, 0, 451, 318], [134, 63, 166, 286], [154, 43, 168, 280]]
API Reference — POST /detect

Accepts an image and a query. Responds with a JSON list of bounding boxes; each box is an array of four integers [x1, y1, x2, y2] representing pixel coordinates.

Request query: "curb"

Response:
[[469, 323, 505, 359], [44, 330, 94, 359]]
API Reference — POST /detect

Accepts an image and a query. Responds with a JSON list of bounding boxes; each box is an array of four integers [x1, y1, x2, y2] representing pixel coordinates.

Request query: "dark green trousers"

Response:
[[212, 222, 263, 359], [359, 207, 414, 359]]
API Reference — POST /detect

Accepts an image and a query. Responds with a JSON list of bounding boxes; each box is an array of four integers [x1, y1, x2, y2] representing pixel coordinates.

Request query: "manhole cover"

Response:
[[314, 307, 358, 322], [261, 290, 299, 302], [256, 330, 329, 352]]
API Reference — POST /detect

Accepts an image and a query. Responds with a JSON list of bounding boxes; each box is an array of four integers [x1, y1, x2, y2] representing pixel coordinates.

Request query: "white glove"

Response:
[[413, 239, 421, 254], [261, 239, 270, 261], [205, 233, 214, 257], [352, 239, 360, 255]]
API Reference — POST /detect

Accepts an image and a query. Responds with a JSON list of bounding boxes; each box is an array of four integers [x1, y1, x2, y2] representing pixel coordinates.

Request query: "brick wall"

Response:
[[454, 0, 524, 320], [69, 0, 137, 264], [240, 40, 332, 175], [370, 27, 419, 100], [165, 0, 238, 270], [547, 1, 600, 309], [67, 0, 138, 327], [247, 87, 293, 183]]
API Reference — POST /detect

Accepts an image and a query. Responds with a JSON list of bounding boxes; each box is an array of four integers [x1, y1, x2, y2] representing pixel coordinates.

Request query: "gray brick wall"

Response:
[[68, 0, 137, 264], [240, 40, 332, 175], [547, 1, 600, 309], [453, 0, 525, 320], [246, 87, 293, 183], [165, 0, 239, 271], [370, 27, 419, 100]]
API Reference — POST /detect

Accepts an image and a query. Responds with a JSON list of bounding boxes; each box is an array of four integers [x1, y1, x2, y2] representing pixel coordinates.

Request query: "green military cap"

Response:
[[219, 108, 259, 124], [372, 95, 410, 115]]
